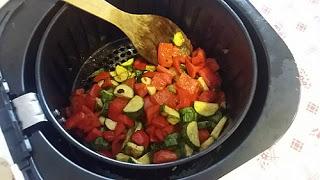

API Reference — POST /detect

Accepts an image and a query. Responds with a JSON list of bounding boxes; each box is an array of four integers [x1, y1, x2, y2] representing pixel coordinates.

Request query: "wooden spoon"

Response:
[[63, 0, 192, 65]]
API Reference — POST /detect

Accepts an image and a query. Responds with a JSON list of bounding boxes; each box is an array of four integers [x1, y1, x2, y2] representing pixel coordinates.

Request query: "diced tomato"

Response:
[[152, 115, 169, 128], [103, 131, 115, 142], [114, 123, 126, 136], [116, 114, 134, 128], [151, 89, 177, 109], [206, 58, 220, 72], [172, 46, 184, 58], [156, 65, 175, 77], [145, 104, 160, 124], [144, 96, 155, 110], [163, 125, 174, 135], [176, 87, 198, 109], [88, 83, 102, 98], [199, 67, 221, 88], [198, 91, 217, 102], [158, 43, 174, 67], [145, 126, 155, 137], [85, 95, 96, 111], [93, 71, 110, 82], [133, 58, 147, 70], [153, 150, 178, 163], [74, 88, 85, 95], [77, 106, 100, 132], [151, 72, 173, 91], [124, 78, 135, 89], [107, 97, 129, 120], [176, 73, 201, 95], [191, 48, 206, 65], [101, 78, 113, 88], [100, 150, 113, 158], [186, 58, 204, 78], [131, 130, 150, 148], [198, 129, 210, 143], [65, 112, 85, 129], [173, 56, 184, 74], [111, 134, 125, 155], [134, 83, 148, 97], [84, 128, 102, 142], [70, 94, 87, 113], [154, 128, 165, 142], [142, 71, 156, 78]]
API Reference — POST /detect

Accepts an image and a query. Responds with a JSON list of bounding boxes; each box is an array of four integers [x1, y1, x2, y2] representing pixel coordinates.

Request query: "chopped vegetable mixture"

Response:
[[64, 32, 228, 164]]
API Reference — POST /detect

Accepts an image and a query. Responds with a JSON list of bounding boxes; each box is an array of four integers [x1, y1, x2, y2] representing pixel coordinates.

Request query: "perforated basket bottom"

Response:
[[73, 38, 137, 90]]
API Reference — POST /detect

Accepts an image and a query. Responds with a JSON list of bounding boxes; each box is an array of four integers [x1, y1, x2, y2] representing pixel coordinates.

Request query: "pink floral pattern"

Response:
[[222, 0, 320, 179]]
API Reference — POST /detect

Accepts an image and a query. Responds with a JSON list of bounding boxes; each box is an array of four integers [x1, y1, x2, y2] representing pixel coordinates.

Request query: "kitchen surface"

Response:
[[0, 0, 319, 179]]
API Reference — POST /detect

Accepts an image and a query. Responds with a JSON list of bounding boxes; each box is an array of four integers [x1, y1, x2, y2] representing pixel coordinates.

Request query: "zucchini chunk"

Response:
[[129, 153, 151, 164], [104, 118, 117, 130], [114, 84, 134, 99], [211, 116, 227, 139], [121, 58, 134, 66], [184, 121, 200, 148], [146, 86, 156, 95], [123, 95, 144, 113], [199, 137, 215, 150], [116, 153, 130, 162], [161, 105, 180, 125], [124, 142, 144, 158], [194, 101, 219, 117], [184, 144, 193, 157]]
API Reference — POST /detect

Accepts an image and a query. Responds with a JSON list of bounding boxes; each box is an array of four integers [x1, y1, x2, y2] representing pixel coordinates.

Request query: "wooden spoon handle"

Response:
[[63, 0, 130, 30]]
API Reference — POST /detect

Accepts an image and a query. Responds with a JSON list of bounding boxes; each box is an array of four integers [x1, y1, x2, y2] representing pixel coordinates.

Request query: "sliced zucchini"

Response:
[[164, 133, 179, 147], [180, 107, 198, 123], [96, 98, 103, 109], [211, 116, 227, 139], [194, 101, 219, 117], [134, 121, 143, 132], [104, 118, 117, 130], [122, 128, 134, 149], [184, 144, 193, 157], [100, 90, 114, 103], [146, 86, 156, 95], [121, 58, 134, 66], [161, 105, 180, 125], [128, 157, 141, 164], [172, 32, 185, 47], [97, 80, 104, 87], [110, 71, 117, 77], [111, 80, 119, 86], [128, 71, 136, 78], [114, 72, 129, 82], [185, 121, 200, 148], [125, 109, 144, 121], [199, 137, 214, 151], [141, 77, 152, 85], [146, 65, 156, 72], [197, 77, 209, 91], [123, 95, 144, 113], [115, 65, 128, 75], [167, 84, 176, 93], [99, 116, 106, 125], [116, 153, 130, 162], [137, 153, 151, 164], [114, 84, 134, 99], [124, 142, 144, 158]]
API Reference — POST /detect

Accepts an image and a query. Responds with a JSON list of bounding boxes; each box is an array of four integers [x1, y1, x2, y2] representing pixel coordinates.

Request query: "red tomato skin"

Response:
[[114, 123, 126, 136], [158, 43, 174, 67], [103, 131, 115, 142], [198, 129, 210, 143], [154, 128, 165, 142], [131, 130, 150, 148], [142, 71, 156, 78], [111, 134, 125, 155], [156, 65, 175, 77], [151, 89, 177, 109], [134, 83, 148, 97], [152, 115, 170, 128], [133, 58, 147, 70], [101, 78, 113, 88], [124, 78, 135, 89], [153, 150, 178, 164], [84, 128, 102, 142], [116, 114, 134, 128], [198, 91, 217, 103], [191, 48, 206, 65], [145, 104, 160, 124], [99, 150, 113, 158], [199, 68, 222, 88], [94, 71, 110, 82], [206, 58, 220, 72], [107, 97, 129, 120]]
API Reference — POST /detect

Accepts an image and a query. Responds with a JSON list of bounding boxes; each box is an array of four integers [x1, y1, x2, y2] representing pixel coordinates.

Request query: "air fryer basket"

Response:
[[36, 0, 256, 168]]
